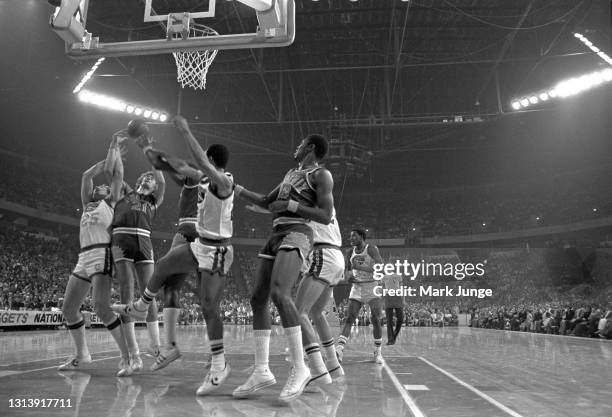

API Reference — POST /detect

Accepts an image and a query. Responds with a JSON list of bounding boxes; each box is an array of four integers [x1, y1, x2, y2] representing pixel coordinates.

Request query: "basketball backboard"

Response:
[[50, 0, 295, 59], [143, 0, 216, 22]]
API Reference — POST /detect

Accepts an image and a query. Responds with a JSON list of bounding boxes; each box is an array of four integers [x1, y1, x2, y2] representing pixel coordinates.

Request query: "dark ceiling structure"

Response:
[[80, 0, 608, 153], [1, 0, 611, 191]]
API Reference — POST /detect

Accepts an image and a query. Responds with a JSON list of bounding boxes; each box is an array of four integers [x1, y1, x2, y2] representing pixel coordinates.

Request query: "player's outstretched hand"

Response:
[[112, 128, 129, 144], [135, 134, 154, 149], [173, 115, 189, 132], [119, 145, 128, 161]]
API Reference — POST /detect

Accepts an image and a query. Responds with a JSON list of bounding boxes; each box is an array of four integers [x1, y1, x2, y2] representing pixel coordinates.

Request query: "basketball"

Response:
[[127, 118, 149, 138]]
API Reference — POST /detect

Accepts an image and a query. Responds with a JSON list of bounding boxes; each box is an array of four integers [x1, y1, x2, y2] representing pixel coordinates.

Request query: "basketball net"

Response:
[[172, 23, 218, 90]]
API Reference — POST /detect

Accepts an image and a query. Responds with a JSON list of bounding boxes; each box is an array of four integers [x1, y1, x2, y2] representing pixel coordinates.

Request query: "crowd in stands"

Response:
[[468, 304, 612, 338], [3, 151, 612, 239], [0, 227, 283, 327], [2, 227, 610, 339], [0, 228, 75, 311]]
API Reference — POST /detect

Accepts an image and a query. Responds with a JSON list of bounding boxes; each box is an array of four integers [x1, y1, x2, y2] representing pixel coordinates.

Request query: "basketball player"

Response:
[[383, 264, 404, 345], [59, 130, 133, 376], [336, 228, 385, 364], [114, 115, 234, 395], [232, 134, 334, 402], [111, 131, 166, 371], [150, 164, 199, 371], [295, 208, 345, 385]]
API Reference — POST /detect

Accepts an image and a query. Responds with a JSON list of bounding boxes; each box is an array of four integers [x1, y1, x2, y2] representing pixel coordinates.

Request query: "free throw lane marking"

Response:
[[404, 385, 429, 391], [418, 357, 523, 417], [382, 361, 426, 417]]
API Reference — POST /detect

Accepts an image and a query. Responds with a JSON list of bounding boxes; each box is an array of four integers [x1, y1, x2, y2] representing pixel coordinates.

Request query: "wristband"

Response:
[[234, 184, 245, 196], [142, 145, 153, 153], [287, 200, 299, 213]]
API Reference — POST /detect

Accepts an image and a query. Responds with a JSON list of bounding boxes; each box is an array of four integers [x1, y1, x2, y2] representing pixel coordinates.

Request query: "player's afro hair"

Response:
[[351, 228, 367, 240], [207, 144, 230, 168], [306, 134, 329, 159]]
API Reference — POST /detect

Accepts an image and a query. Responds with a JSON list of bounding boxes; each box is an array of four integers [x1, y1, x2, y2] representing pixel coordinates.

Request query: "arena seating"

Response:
[[3, 151, 612, 239], [2, 227, 610, 338], [1, 150, 611, 337]]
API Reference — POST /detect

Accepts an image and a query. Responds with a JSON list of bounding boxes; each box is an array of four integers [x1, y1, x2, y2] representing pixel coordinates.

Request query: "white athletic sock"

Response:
[[67, 318, 89, 358], [337, 335, 348, 351], [147, 320, 161, 349], [122, 322, 139, 356], [305, 343, 327, 374], [321, 338, 340, 368], [139, 289, 158, 307], [105, 314, 129, 358], [374, 338, 382, 354], [210, 339, 225, 372], [285, 326, 307, 369], [163, 308, 180, 348], [253, 329, 271, 372]]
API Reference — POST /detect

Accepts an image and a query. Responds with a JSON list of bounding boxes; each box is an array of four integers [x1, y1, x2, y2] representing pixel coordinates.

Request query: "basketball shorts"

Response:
[[306, 246, 345, 287], [72, 245, 112, 283], [259, 223, 313, 271], [111, 233, 154, 264], [349, 281, 381, 304], [190, 238, 233, 275]]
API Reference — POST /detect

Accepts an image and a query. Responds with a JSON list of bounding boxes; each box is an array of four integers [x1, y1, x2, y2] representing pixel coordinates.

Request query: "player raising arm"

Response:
[[59, 130, 133, 376], [114, 116, 235, 396]]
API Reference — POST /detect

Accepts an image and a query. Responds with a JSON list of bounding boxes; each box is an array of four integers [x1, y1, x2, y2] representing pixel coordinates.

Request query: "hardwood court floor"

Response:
[[0, 325, 610, 417]]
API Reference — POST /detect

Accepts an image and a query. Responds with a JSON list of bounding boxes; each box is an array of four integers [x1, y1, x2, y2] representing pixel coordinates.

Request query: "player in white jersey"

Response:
[[336, 228, 385, 364], [295, 208, 345, 385], [59, 130, 133, 376], [114, 116, 234, 395]]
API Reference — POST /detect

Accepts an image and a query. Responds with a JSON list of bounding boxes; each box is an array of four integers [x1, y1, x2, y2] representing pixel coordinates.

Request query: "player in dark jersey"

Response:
[[232, 134, 334, 402], [111, 133, 166, 371], [150, 169, 200, 371]]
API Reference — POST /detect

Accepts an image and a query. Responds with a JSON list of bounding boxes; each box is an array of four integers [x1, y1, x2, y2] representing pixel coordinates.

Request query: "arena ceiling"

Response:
[[0, 0, 611, 190]]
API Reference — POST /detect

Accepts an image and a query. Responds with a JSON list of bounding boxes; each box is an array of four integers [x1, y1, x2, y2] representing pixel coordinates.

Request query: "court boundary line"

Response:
[[382, 360, 426, 417], [0, 355, 120, 377], [418, 356, 523, 417], [0, 349, 120, 367]]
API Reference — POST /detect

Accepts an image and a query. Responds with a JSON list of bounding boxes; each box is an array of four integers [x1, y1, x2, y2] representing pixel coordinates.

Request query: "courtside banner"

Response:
[[0, 310, 64, 326], [0, 310, 162, 327]]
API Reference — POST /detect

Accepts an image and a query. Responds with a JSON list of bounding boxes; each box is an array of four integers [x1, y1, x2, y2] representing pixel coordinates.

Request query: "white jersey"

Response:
[[79, 199, 113, 248], [310, 208, 342, 246], [350, 244, 375, 283], [195, 173, 234, 240]]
